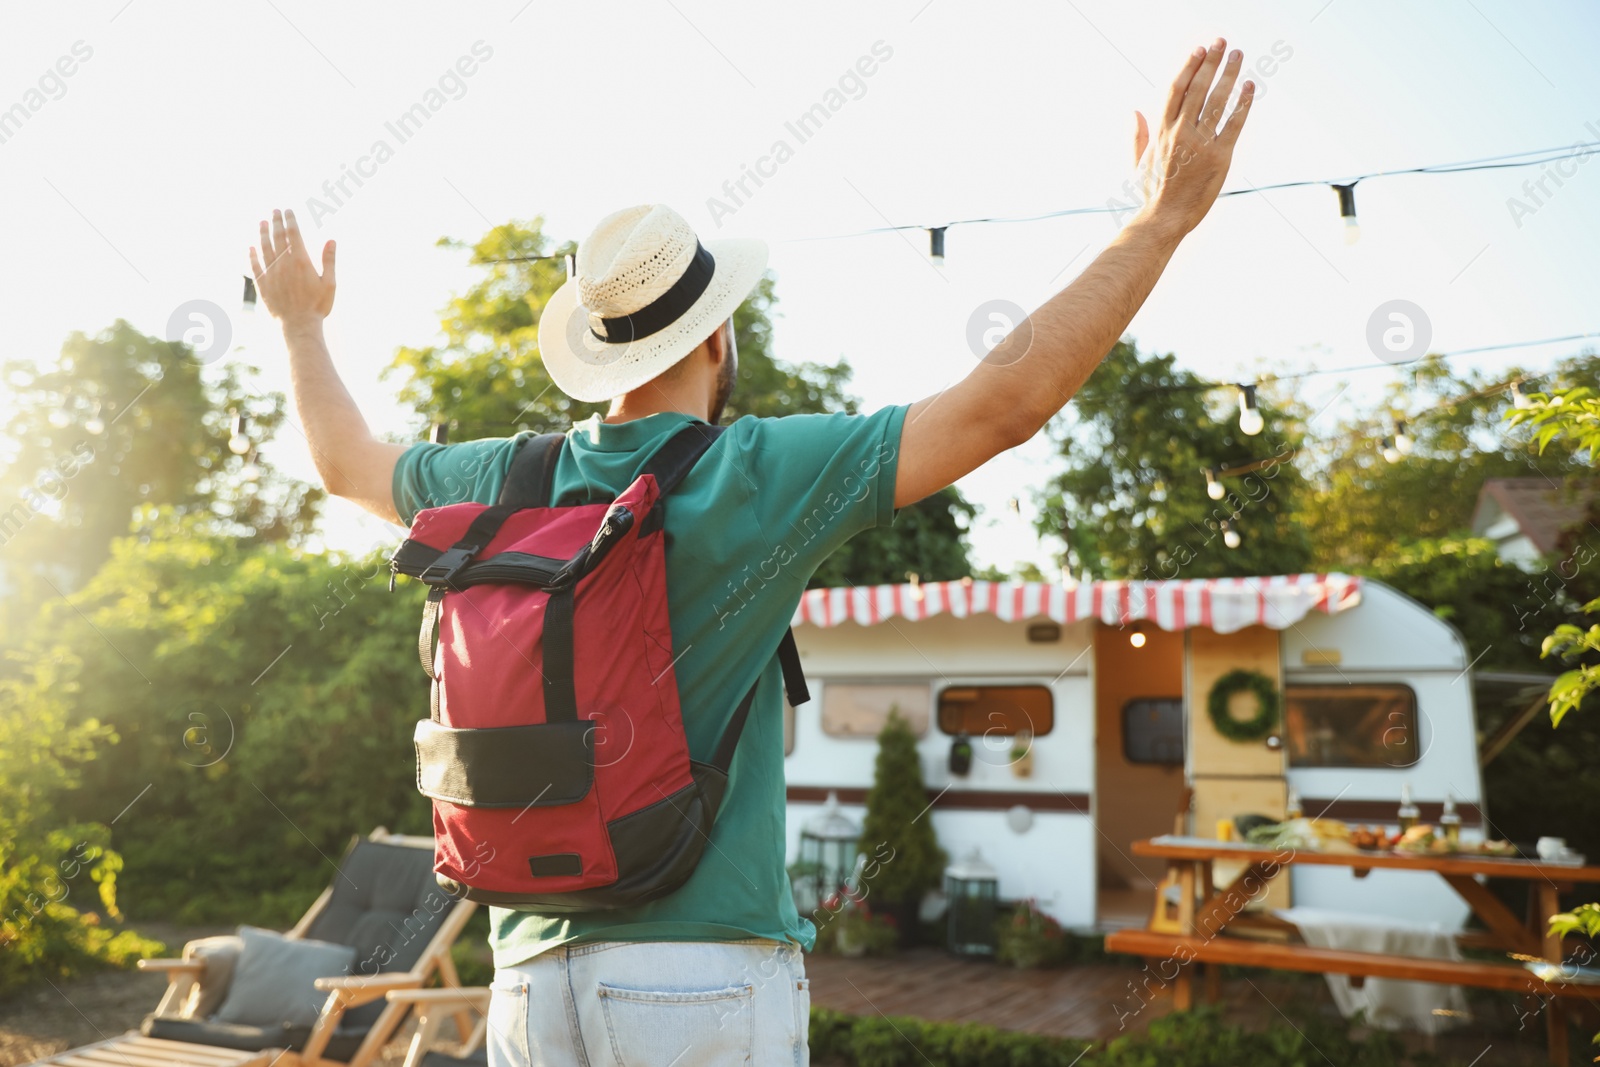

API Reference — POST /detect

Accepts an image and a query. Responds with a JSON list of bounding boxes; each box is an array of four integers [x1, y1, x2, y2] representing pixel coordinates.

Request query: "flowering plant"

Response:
[[829, 893, 899, 957], [995, 898, 1067, 968]]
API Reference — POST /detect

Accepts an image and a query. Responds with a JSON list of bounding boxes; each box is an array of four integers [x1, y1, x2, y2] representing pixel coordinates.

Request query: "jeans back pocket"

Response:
[[597, 982, 753, 1066]]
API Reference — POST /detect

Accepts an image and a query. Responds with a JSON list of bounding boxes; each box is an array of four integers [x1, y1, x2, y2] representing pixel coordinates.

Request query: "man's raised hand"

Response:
[[249, 208, 336, 327], [1132, 38, 1255, 238]]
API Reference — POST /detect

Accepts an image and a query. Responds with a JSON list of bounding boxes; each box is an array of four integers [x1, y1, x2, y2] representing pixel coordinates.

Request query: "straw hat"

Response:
[[538, 204, 768, 402]]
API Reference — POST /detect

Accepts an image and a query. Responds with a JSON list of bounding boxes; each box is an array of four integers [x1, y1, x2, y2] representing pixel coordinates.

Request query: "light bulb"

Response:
[[1129, 630, 1147, 649], [49, 410, 71, 428], [240, 459, 261, 481], [1381, 436, 1401, 464], [84, 416, 105, 435], [229, 432, 251, 455], [1334, 183, 1359, 245], [1205, 469, 1226, 501], [1394, 420, 1413, 454], [1238, 386, 1264, 436], [1511, 383, 1532, 410], [1222, 522, 1241, 549]]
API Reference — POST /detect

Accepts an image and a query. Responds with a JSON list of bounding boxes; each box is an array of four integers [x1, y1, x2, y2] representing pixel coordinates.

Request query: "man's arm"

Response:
[[250, 209, 406, 523], [895, 39, 1255, 509]]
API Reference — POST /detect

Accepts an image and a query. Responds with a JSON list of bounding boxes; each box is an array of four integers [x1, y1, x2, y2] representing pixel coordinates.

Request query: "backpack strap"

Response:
[[498, 432, 566, 507], [707, 629, 811, 774]]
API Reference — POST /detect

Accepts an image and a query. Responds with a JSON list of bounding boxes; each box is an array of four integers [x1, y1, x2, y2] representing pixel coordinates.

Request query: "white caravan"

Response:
[[781, 575, 1486, 931]]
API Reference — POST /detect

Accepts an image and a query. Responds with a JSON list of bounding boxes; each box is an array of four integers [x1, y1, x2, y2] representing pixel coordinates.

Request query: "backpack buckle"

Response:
[[418, 546, 475, 586]]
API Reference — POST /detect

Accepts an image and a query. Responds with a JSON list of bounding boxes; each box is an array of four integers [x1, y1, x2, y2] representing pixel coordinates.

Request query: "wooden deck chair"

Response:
[[385, 988, 492, 1067], [29, 828, 476, 1067]]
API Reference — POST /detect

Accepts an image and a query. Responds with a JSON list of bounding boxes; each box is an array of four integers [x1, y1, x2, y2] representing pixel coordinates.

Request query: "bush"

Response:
[[0, 652, 166, 994], [3, 527, 433, 925], [809, 1006, 1431, 1067], [996, 898, 1068, 969], [808, 1007, 1091, 1067]]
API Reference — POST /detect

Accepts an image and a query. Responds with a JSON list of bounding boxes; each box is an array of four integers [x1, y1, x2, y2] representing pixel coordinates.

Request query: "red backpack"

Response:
[[390, 423, 808, 911]]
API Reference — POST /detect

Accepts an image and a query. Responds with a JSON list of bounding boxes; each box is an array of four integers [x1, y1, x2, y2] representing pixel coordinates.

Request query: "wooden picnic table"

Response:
[[1104, 834, 1600, 1065]]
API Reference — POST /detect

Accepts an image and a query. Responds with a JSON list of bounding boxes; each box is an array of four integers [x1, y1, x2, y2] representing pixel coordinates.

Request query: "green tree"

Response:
[[0, 321, 320, 608], [1036, 341, 1312, 580], [1504, 384, 1600, 727], [1303, 355, 1588, 572], [856, 709, 945, 926], [387, 219, 975, 587], [1361, 536, 1571, 672], [8, 519, 429, 924]]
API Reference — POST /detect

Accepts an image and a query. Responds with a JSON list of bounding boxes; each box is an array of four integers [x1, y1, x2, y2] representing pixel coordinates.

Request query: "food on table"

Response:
[[1244, 817, 1358, 853], [1350, 825, 1388, 850]]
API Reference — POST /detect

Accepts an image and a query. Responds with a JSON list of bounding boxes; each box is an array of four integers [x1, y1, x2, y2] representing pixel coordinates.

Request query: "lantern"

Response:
[[945, 848, 999, 957], [794, 791, 860, 914]]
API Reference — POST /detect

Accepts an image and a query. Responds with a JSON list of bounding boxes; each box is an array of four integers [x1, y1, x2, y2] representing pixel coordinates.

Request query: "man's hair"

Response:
[[655, 353, 691, 383]]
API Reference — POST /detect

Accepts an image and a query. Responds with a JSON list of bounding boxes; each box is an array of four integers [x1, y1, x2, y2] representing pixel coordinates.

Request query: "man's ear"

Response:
[[703, 321, 729, 365]]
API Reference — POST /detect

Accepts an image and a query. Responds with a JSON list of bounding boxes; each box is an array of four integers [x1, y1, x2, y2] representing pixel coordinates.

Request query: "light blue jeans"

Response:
[[486, 938, 811, 1067]]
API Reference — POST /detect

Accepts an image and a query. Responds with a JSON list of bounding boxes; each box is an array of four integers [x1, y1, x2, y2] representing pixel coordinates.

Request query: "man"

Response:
[[250, 38, 1252, 1067]]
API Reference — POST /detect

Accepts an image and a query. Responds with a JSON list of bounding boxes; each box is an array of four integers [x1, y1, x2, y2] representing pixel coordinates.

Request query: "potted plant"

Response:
[[858, 707, 948, 946], [834, 897, 899, 958], [1009, 729, 1035, 778], [996, 898, 1068, 968]]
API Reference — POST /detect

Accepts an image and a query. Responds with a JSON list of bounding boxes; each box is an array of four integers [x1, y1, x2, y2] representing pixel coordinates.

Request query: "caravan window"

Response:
[[1284, 684, 1420, 768], [821, 682, 930, 738], [1123, 698, 1184, 765], [936, 685, 1053, 737]]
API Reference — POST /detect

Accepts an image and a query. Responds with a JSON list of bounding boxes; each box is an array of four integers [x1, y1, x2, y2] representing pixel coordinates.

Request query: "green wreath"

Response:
[[1208, 669, 1280, 743]]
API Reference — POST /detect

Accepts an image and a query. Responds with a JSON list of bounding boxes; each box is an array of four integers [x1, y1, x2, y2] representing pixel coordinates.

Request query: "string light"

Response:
[[1129, 622, 1147, 649], [228, 410, 251, 455], [1204, 468, 1226, 501], [1510, 382, 1534, 409], [1333, 183, 1359, 245], [242, 275, 257, 311], [1124, 332, 1597, 402], [1393, 419, 1413, 454], [1222, 520, 1241, 550], [767, 141, 1600, 256], [1380, 436, 1402, 463], [239, 448, 261, 482], [1237, 385, 1264, 436], [83, 402, 105, 436], [429, 422, 450, 445], [469, 142, 1600, 271]]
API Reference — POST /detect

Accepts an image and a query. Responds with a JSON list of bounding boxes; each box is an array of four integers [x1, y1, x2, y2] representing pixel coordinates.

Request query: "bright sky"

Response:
[[4, 0, 1598, 572]]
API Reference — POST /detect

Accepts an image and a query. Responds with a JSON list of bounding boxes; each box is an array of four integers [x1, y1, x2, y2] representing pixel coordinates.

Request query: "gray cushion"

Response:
[[184, 934, 244, 1019], [213, 925, 356, 1029]]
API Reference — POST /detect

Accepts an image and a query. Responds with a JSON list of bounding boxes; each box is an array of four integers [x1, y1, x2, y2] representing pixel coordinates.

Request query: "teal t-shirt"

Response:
[[391, 406, 908, 968]]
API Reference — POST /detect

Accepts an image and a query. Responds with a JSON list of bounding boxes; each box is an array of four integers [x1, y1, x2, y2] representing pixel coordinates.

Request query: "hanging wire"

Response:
[[772, 140, 1600, 243], [1126, 330, 1600, 400], [474, 140, 1600, 262]]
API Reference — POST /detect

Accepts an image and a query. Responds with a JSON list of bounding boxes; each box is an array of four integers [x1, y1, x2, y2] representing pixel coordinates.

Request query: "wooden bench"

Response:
[[1106, 927, 1600, 999]]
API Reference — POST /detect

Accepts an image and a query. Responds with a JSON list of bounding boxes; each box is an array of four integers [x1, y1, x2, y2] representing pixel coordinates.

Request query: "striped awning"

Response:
[[792, 574, 1362, 633]]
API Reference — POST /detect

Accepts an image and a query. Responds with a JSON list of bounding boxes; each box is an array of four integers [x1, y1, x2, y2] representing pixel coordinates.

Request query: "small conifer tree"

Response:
[[857, 707, 947, 921]]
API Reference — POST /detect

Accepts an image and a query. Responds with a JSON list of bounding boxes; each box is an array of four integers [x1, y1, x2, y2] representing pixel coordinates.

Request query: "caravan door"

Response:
[[1186, 625, 1290, 907]]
